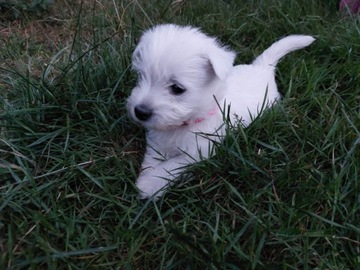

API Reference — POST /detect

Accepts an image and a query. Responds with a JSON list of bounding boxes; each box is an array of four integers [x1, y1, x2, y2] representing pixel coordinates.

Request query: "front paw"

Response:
[[136, 174, 170, 199]]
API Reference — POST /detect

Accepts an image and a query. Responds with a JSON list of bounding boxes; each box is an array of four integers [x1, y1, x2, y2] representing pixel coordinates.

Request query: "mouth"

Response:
[[133, 115, 187, 131]]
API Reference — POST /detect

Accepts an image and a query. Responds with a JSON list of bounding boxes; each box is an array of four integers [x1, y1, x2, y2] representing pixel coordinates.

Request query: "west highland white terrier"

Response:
[[127, 24, 315, 199]]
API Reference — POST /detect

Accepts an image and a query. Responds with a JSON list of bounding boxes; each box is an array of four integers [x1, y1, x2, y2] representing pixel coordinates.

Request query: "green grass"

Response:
[[1, 0, 359, 269]]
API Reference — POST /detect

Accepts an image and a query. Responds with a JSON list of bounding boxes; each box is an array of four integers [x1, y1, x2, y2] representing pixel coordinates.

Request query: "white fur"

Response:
[[126, 24, 315, 199]]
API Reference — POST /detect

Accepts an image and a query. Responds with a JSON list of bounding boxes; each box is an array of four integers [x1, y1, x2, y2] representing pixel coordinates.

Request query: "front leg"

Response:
[[135, 129, 217, 199], [136, 152, 194, 199]]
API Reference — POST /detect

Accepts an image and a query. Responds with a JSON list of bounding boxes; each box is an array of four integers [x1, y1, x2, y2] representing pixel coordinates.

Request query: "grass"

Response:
[[0, 0, 359, 268]]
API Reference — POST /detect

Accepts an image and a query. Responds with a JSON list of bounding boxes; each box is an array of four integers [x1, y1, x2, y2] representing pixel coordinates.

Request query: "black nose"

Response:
[[134, 105, 152, 121]]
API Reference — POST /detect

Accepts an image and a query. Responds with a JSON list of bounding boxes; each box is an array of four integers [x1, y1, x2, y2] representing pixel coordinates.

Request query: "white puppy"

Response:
[[127, 24, 315, 199]]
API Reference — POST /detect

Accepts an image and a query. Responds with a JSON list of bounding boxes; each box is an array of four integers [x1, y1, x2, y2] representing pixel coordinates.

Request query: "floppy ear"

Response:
[[208, 46, 236, 81]]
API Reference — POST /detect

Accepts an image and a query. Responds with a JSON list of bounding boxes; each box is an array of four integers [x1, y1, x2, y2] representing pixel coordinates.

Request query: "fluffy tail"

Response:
[[252, 35, 315, 67]]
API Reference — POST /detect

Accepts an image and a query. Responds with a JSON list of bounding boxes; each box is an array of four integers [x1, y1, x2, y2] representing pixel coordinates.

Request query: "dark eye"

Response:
[[170, 84, 186, 95]]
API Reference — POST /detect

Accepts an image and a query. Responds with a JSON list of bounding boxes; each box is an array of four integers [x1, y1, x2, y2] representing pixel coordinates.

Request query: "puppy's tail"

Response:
[[252, 35, 315, 67]]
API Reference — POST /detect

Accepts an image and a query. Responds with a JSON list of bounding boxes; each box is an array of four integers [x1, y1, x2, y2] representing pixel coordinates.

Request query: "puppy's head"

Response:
[[127, 24, 236, 131]]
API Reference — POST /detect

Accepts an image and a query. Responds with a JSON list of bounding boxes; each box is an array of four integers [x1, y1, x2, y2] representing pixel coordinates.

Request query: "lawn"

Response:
[[0, 0, 359, 269]]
